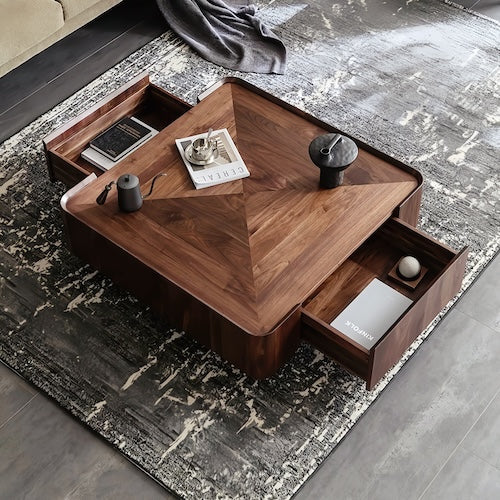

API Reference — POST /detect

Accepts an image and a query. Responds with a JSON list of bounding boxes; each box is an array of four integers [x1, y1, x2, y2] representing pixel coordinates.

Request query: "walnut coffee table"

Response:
[[44, 74, 467, 389]]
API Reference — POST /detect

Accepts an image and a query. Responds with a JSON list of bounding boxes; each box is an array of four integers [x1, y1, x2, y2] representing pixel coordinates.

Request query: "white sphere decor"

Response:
[[398, 256, 421, 279]]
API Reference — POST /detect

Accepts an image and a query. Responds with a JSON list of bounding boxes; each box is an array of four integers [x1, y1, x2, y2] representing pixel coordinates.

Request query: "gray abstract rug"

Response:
[[1, 1, 499, 498]]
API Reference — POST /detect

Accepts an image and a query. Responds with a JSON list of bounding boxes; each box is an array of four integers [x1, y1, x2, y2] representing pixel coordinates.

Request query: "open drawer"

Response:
[[301, 217, 468, 390], [43, 73, 192, 188]]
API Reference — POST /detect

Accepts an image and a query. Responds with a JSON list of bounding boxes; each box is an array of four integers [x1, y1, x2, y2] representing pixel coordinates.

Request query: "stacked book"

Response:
[[81, 116, 158, 171]]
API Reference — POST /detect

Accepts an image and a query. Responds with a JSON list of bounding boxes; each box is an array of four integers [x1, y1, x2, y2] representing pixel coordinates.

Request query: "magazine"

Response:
[[175, 128, 249, 189], [89, 116, 153, 161], [330, 278, 413, 350], [81, 117, 158, 171]]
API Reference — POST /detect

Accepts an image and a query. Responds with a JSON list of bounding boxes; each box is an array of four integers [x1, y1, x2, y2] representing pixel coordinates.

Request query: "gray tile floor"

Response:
[[1, 0, 499, 498]]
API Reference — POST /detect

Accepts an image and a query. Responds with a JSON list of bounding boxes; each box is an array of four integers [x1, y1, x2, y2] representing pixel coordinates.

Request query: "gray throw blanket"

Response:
[[155, 0, 286, 74]]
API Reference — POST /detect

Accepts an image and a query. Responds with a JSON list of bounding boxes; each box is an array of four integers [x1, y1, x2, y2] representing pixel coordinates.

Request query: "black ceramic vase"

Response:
[[309, 133, 359, 188]]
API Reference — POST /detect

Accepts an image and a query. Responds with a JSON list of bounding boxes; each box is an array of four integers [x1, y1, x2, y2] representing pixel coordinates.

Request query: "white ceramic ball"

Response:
[[398, 256, 421, 279]]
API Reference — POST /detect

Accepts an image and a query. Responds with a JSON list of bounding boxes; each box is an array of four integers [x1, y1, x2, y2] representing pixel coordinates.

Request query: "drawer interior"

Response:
[[44, 75, 192, 183], [304, 218, 455, 320], [301, 217, 465, 388]]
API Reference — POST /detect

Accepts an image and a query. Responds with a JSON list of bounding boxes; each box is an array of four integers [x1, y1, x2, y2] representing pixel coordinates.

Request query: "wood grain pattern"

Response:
[[62, 81, 419, 336], [394, 184, 422, 226], [61, 210, 301, 379], [48, 77, 466, 382]]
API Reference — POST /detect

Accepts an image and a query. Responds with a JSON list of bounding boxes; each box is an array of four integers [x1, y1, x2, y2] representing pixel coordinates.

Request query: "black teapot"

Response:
[[96, 172, 167, 212]]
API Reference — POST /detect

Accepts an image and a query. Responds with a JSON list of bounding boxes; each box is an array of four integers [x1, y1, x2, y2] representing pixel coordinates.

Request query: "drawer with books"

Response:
[[43, 73, 192, 188], [301, 217, 468, 390]]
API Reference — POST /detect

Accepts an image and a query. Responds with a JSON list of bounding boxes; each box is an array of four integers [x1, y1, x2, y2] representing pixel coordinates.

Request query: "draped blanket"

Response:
[[155, 0, 286, 73]]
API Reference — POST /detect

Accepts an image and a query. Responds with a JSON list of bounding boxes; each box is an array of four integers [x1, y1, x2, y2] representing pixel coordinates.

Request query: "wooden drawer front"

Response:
[[301, 217, 468, 390], [43, 73, 192, 187], [302, 312, 370, 380]]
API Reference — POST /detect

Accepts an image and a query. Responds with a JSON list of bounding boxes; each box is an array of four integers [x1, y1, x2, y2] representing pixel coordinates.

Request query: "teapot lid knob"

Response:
[[117, 173, 140, 189]]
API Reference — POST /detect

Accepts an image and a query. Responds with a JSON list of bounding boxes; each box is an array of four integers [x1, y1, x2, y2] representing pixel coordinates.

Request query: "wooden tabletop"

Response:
[[65, 81, 419, 335]]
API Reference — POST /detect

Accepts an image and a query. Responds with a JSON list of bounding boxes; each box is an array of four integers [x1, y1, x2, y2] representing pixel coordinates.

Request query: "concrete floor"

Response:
[[1, 0, 499, 498]]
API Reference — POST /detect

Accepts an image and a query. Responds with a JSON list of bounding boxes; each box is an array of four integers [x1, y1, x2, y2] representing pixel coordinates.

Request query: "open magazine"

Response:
[[175, 128, 249, 189]]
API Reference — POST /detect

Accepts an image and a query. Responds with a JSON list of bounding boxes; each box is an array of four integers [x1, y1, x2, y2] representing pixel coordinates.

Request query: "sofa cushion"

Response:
[[55, 0, 112, 19], [0, 0, 64, 68]]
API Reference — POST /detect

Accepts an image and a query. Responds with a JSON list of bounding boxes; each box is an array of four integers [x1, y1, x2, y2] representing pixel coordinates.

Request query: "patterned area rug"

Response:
[[1, 1, 499, 498]]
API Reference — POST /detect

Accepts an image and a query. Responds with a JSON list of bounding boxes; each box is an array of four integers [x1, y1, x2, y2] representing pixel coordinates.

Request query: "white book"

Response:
[[81, 117, 158, 171], [175, 128, 249, 189], [330, 278, 413, 350]]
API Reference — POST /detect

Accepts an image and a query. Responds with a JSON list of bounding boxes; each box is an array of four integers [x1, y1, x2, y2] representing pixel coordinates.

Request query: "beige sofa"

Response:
[[0, 0, 123, 78]]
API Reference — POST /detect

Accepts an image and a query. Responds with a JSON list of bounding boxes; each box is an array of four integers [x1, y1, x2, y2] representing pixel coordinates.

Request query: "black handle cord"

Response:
[[142, 173, 167, 199], [96, 181, 115, 205], [96, 172, 166, 205]]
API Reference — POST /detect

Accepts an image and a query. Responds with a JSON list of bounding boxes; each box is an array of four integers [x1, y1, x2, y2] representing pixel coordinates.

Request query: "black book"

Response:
[[89, 116, 152, 161]]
